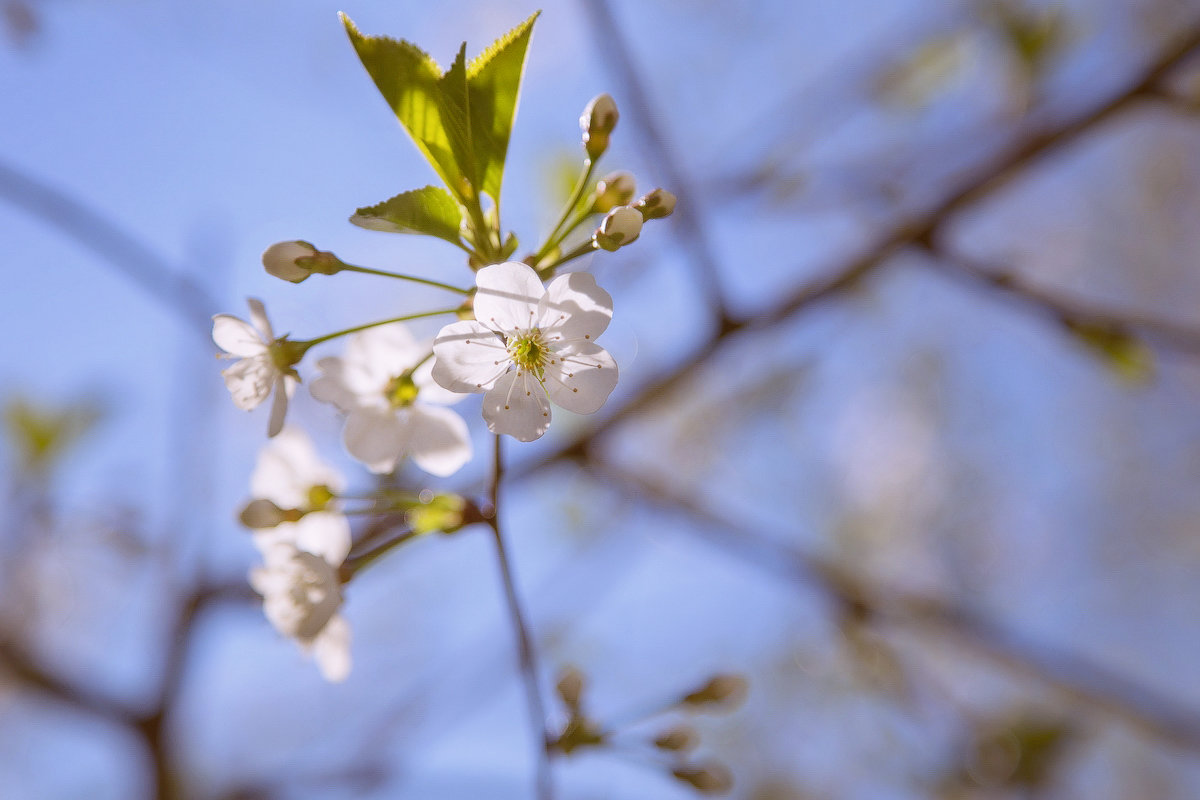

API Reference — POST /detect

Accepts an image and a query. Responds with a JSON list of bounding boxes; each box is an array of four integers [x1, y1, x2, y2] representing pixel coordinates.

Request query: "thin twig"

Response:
[[486, 434, 554, 800]]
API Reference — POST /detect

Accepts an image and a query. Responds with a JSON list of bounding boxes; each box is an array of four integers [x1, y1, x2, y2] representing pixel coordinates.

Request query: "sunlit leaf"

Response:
[[341, 12, 539, 207], [350, 185, 464, 245], [341, 13, 468, 201]]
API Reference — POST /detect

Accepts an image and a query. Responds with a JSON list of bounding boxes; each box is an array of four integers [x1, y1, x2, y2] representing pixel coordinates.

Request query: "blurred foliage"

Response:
[[3, 394, 104, 477], [1061, 318, 1156, 384], [939, 713, 1076, 796]]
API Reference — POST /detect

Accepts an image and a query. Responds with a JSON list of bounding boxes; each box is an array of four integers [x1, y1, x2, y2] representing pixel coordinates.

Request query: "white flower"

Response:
[[310, 323, 472, 476], [212, 298, 298, 437], [250, 545, 351, 682], [248, 426, 351, 563], [432, 262, 618, 442], [246, 427, 353, 682]]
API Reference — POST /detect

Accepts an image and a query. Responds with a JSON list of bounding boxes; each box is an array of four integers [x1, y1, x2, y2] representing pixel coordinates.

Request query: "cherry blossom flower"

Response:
[[245, 427, 352, 681], [310, 323, 472, 476], [212, 298, 299, 437], [247, 427, 351, 562], [432, 262, 618, 442], [250, 545, 351, 682]]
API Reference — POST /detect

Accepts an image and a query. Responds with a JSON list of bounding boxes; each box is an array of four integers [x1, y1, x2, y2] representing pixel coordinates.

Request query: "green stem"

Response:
[[341, 529, 420, 580], [298, 307, 459, 350], [535, 159, 596, 263], [537, 239, 599, 278], [340, 264, 471, 294]]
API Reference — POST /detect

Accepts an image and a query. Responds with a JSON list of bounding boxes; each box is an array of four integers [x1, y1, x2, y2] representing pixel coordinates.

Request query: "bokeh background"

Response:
[[5, 0, 1200, 797]]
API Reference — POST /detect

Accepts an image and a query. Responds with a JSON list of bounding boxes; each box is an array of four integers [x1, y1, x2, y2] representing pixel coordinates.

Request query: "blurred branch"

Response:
[[514, 19, 1200, 481], [584, 457, 1200, 755], [920, 245, 1200, 354], [581, 0, 731, 327], [0, 579, 255, 800], [486, 435, 554, 800], [0, 157, 219, 338]]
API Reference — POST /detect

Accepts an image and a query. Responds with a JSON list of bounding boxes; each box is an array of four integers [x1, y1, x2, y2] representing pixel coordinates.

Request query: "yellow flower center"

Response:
[[384, 374, 420, 408], [509, 330, 547, 379]]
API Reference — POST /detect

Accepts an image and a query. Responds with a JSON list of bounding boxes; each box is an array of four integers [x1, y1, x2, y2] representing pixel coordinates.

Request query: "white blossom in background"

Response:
[[246, 427, 353, 681], [310, 323, 472, 476], [432, 261, 618, 442], [249, 427, 351, 562], [250, 545, 351, 682], [212, 298, 297, 437]]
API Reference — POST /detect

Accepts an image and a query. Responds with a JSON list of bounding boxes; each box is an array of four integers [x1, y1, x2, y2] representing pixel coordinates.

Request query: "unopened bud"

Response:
[[581, 93, 619, 159], [406, 493, 466, 536], [556, 667, 585, 711], [635, 188, 677, 220], [671, 762, 733, 795], [592, 171, 637, 213], [262, 241, 344, 283], [653, 726, 698, 752], [593, 206, 643, 252], [680, 674, 747, 710], [238, 498, 302, 529]]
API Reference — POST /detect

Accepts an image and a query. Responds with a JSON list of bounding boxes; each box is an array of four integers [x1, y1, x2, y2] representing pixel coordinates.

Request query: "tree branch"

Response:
[[583, 457, 1200, 754]]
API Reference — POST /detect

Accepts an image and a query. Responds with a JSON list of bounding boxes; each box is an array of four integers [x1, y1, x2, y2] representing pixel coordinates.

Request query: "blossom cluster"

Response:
[[214, 86, 674, 681]]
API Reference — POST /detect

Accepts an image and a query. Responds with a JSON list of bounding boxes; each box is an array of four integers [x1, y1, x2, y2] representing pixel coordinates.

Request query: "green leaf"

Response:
[[350, 185, 464, 245], [466, 11, 540, 201], [340, 13, 469, 201], [341, 12, 539, 206]]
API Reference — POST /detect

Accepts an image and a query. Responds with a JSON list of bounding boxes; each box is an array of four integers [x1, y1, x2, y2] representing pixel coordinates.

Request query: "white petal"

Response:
[[538, 271, 613, 343], [432, 320, 510, 393], [221, 356, 275, 410], [473, 261, 545, 334], [413, 358, 467, 406], [212, 315, 267, 357], [251, 426, 344, 505], [482, 370, 551, 442], [291, 512, 352, 565], [267, 375, 291, 438], [343, 406, 410, 474], [247, 297, 274, 340], [351, 323, 425, 377], [311, 614, 352, 682], [407, 405, 473, 477], [310, 356, 359, 412], [544, 343, 618, 414]]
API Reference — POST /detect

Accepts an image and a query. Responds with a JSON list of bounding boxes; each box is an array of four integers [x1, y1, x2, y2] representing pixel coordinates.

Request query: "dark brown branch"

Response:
[[585, 458, 1200, 754]]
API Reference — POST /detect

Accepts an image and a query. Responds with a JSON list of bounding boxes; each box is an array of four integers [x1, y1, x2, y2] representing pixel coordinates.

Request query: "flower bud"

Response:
[[406, 492, 466, 536], [592, 171, 637, 213], [671, 762, 733, 795], [593, 206, 643, 252], [680, 674, 747, 710], [580, 93, 619, 159], [262, 241, 344, 283], [238, 498, 302, 529], [635, 188, 677, 220]]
